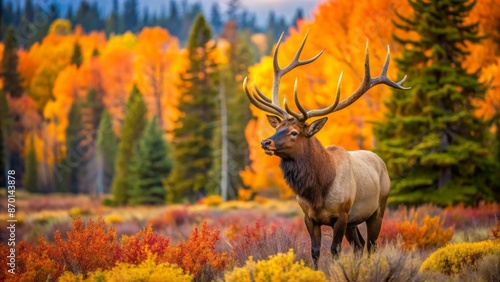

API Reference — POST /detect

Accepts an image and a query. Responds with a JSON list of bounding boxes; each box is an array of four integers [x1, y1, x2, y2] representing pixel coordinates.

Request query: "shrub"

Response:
[[397, 215, 453, 250], [378, 219, 400, 243], [104, 213, 124, 224], [491, 220, 500, 240], [420, 240, 500, 276], [223, 249, 327, 282], [159, 221, 231, 279], [198, 195, 223, 206], [58, 255, 193, 282], [119, 225, 170, 265]]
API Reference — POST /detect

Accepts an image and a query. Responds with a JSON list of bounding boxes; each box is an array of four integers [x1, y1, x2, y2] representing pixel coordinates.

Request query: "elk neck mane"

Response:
[[279, 136, 335, 206]]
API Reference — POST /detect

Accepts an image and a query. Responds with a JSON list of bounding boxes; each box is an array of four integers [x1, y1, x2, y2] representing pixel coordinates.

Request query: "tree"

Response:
[[62, 101, 83, 194], [373, 0, 496, 206], [123, 0, 139, 32], [71, 41, 83, 68], [167, 14, 219, 202], [111, 85, 147, 205], [129, 116, 172, 205], [24, 135, 37, 193], [95, 110, 117, 195], [2, 27, 23, 98], [210, 2, 223, 36]]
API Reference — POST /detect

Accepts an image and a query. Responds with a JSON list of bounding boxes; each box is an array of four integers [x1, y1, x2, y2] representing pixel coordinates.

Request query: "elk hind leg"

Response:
[[365, 205, 386, 253], [345, 225, 365, 255]]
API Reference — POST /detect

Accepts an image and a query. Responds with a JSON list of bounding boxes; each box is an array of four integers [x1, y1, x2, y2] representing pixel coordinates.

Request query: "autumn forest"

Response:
[[1, 0, 500, 281]]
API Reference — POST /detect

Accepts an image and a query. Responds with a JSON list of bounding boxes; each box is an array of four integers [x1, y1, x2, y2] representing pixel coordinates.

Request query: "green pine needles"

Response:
[[374, 0, 497, 206]]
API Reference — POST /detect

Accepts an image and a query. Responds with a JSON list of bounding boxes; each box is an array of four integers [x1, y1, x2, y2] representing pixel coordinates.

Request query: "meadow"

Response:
[[1, 191, 498, 281]]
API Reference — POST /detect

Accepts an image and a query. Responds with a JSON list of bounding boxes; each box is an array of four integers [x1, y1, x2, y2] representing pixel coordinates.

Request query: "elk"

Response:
[[243, 31, 409, 269]]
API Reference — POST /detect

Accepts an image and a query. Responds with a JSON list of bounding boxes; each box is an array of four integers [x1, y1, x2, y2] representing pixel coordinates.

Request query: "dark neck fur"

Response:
[[279, 137, 335, 206]]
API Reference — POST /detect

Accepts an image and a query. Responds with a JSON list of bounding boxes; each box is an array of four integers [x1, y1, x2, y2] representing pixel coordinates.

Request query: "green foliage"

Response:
[[71, 40, 83, 68], [129, 116, 172, 205], [61, 101, 84, 194], [2, 27, 23, 98], [24, 135, 37, 193], [420, 240, 500, 276], [96, 110, 117, 195], [374, 0, 496, 206], [167, 14, 219, 203], [224, 249, 327, 282], [111, 85, 147, 205]]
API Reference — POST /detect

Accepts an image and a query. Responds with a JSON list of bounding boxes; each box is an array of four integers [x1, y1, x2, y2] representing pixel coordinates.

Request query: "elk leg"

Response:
[[366, 205, 386, 253], [305, 215, 322, 270], [345, 226, 364, 254], [331, 212, 348, 258]]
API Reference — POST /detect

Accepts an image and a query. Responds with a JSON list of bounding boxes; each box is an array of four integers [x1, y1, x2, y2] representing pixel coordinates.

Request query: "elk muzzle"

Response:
[[261, 139, 276, 156]]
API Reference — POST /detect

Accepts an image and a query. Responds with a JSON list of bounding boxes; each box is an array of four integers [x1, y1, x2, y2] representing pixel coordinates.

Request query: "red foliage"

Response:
[[396, 215, 453, 251], [51, 215, 120, 276], [159, 221, 231, 277], [379, 219, 400, 243], [119, 224, 170, 265]]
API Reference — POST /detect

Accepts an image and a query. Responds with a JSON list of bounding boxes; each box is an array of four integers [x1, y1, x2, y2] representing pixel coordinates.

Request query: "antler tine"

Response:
[[271, 29, 325, 106], [243, 77, 288, 118], [284, 78, 308, 120], [329, 42, 410, 113], [300, 71, 343, 120]]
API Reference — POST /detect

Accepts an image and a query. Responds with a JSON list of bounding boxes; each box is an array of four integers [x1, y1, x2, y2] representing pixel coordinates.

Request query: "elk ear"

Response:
[[305, 117, 328, 137], [266, 115, 282, 128]]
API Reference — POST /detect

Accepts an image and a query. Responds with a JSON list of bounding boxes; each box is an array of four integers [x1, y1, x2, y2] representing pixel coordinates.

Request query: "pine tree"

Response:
[[167, 14, 219, 203], [373, 0, 496, 206], [71, 41, 83, 68], [129, 116, 172, 205], [111, 85, 147, 205], [62, 101, 84, 194], [96, 111, 117, 195], [2, 27, 23, 98], [24, 135, 37, 193]]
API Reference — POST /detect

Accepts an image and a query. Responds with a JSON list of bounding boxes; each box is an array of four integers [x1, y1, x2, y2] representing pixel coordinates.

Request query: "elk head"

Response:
[[244, 30, 409, 159]]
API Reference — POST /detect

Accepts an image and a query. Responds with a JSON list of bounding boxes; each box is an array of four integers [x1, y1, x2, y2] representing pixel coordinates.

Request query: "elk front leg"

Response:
[[305, 215, 322, 270], [331, 212, 348, 258]]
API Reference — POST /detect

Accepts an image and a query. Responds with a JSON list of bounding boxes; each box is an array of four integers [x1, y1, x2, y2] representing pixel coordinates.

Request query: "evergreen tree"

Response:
[[24, 0, 34, 23], [129, 116, 172, 205], [124, 0, 139, 32], [62, 101, 84, 194], [105, 0, 120, 35], [373, 0, 496, 206], [96, 111, 117, 195], [167, 14, 219, 203], [111, 86, 147, 205], [24, 135, 37, 193], [209, 2, 223, 36], [167, 1, 181, 38], [2, 27, 23, 98], [71, 41, 83, 68]]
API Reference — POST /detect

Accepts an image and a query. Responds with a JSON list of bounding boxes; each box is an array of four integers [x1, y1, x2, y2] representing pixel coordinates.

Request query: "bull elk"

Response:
[[243, 31, 409, 269]]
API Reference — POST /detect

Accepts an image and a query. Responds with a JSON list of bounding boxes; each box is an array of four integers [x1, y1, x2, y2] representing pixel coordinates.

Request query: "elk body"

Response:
[[244, 31, 409, 269]]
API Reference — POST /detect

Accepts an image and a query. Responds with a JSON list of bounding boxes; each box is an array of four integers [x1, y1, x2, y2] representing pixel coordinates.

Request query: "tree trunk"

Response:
[[219, 80, 228, 201]]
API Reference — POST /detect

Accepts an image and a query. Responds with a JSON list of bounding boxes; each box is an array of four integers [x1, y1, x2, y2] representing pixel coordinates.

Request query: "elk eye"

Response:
[[291, 131, 298, 137]]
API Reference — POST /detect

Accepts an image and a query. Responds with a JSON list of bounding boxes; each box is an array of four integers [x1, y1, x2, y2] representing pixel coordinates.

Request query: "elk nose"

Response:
[[261, 139, 272, 148]]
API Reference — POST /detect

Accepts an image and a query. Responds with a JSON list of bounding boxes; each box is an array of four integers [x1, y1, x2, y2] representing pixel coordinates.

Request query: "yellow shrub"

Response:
[[58, 256, 193, 282], [224, 249, 327, 282], [104, 213, 124, 224], [69, 207, 90, 217], [198, 195, 223, 206], [420, 240, 500, 276]]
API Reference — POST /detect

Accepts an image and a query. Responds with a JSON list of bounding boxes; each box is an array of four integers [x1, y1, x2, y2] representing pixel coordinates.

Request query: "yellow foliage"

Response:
[[58, 256, 193, 282], [49, 19, 72, 36], [223, 249, 327, 282], [420, 240, 500, 276], [104, 213, 124, 224], [397, 215, 453, 251], [198, 195, 223, 206]]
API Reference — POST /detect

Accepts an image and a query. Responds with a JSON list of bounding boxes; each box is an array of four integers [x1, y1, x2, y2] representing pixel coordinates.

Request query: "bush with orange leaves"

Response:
[[159, 221, 231, 279], [119, 225, 170, 265], [396, 215, 453, 251]]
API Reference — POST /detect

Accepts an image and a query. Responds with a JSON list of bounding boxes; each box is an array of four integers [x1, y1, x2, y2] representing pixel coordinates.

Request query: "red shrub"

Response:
[[159, 221, 231, 277], [119, 224, 170, 264], [51, 215, 120, 276], [379, 219, 400, 243]]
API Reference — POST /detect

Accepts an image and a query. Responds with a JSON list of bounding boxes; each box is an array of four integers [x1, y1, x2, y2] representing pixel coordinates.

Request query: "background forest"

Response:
[[1, 0, 500, 281]]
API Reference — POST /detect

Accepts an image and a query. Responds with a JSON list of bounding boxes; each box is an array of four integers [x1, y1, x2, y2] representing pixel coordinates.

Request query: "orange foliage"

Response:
[[119, 225, 171, 265], [396, 215, 453, 251], [159, 221, 231, 276], [51, 215, 120, 276], [134, 27, 184, 135]]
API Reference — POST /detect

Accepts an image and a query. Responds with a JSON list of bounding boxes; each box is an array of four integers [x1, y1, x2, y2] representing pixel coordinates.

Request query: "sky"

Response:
[[27, 0, 326, 27]]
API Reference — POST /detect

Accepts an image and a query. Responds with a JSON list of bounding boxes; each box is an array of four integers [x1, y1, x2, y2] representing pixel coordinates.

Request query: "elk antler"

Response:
[[244, 32, 410, 122], [244, 30, 324, 120]]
